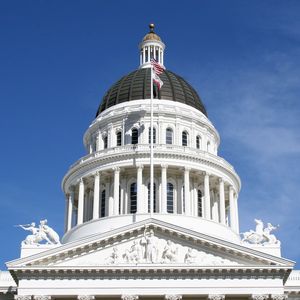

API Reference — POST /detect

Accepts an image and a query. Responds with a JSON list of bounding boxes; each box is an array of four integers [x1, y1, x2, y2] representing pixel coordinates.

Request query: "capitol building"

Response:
[[1, 25, 300, 300]]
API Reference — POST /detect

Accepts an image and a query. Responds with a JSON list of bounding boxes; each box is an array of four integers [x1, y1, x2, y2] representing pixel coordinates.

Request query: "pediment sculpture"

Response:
[[16, 219, 60, 246], [241, 219, 280, 245], [105, 228, 238, 266]]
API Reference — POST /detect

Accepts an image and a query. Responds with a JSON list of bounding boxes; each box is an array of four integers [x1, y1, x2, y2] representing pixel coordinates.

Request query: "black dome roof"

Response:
[[96, 68, 207, 117]]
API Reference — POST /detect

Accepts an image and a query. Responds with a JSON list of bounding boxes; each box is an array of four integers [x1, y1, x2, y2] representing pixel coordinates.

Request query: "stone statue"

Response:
[[184, 247, 197, 264], [161, 240, 178, 263], [241, 219, 280, 245], [17, 220, 60, 246], [39, 219, 60, 244], [123, 240, 142, 263], [263, 223, 280, 245], [140, 228, 157, 263], [106, 247, 119, 264]]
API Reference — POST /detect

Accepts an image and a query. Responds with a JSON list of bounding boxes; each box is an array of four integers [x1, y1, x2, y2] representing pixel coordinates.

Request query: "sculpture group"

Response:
[[105, 227, 236, 265], [17, 219, 60, 246], [241, 219, 280, 245]]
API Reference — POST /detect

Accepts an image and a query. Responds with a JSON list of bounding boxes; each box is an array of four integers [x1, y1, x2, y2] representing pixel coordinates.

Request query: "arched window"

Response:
[[131, 128, 138, 145], [197, 190, 203, 217], [147, 183, 157, 213], [103, 135, 108, 149], [148, 127, 156, 144], [182, 131, 188, 146], [196, 135, 201, 149], [116, 131, 122, 146], [167, 183, 174, 213], [130, 182, 137, 213], [166, 128, 173, 144], [100, 190, 106, 218]]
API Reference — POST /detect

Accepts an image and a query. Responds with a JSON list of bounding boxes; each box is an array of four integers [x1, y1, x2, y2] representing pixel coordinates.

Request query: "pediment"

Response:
[[7, 219, 294, 270]]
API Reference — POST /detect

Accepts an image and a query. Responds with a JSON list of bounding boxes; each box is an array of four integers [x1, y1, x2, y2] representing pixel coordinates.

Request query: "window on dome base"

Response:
[[116, 131, 122, 146], [130, 182, 137, 213], [182, 131, 188, 146], [131, 128, 138, 145], [166, 128, 173, 144], [103, 136, 108, 149], [198, 190, 203, 217], [148, 127, 156, 144], [167, 183, 174, 213], [147, 183, 157, 213], [196, 135, 201, 149], [100, 190, 106, 218]]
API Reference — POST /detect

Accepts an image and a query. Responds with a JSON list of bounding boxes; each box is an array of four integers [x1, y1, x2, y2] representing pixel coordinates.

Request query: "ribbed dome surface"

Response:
[[96, 68, 207, 117]]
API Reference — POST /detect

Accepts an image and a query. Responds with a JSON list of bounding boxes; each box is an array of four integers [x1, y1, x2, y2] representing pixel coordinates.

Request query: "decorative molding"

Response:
[[251, 295, 268, 300], [208, 295, 225, 300], [121, 295, 139, 300], [15, 297, 31, 300], [77, 296, 95, 300], [33, 296, 51, 300], [271, 295, 287, 300], [165, 295, 182, 300]]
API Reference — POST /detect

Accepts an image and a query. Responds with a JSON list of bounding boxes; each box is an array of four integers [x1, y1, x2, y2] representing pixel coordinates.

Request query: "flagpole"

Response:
[[150, 65, 154, 218]]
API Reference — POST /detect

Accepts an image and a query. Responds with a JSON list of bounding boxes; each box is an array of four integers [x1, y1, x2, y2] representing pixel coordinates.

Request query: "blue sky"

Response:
[[1, 1, 300, 269]]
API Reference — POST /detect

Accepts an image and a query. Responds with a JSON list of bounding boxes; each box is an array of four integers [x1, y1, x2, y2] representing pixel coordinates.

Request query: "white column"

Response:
[[234, 191, 239, 233], [106, 180, 112, 216], [77, 178, 84, 225], [161, 164, 168, 213], [137, 164, 144, 213], [204, 172, 211, 220], [161, 50, 164, 65], [212, 190, 219, 222], [177, 177, 183, 214], [92, 172, 100, 219], [184, 167, 191, 215], [143, 47, 146, 64], [219, 178, 226, 225], [113, 167, 120, 215], [229, 185, 237, 232], [66, 187, 74, 231]]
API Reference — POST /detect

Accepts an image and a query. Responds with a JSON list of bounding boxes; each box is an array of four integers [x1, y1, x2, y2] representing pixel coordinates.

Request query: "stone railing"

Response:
[[69, 144, 236, 174]]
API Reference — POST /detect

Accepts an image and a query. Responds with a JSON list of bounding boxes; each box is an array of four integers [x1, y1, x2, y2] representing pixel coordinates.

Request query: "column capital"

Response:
[[112, 166, 120, 172], [121, 295, 139, 300], [184, 166, 191, 172], [33, 297, 51, 300], [208, 295, 225, 300], [218, 177, 224, 183], [165, 295, 182, 300], [95, 171, 101, 177], [203, 171, 210, 177], [77, 296, 95, 300], [136, 164, 144, 170], [251, 295, 268, 300], [271, 295, 288, 300], [79, 177, 85, 184], [161, 163, 168, 169]]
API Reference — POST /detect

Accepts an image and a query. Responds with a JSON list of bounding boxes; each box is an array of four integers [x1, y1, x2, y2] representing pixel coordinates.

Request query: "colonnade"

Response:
[[65, 165, 239, 234]]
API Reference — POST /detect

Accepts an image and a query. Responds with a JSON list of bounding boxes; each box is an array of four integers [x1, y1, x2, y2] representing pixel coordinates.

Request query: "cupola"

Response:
[[139, 24, 165, 68]]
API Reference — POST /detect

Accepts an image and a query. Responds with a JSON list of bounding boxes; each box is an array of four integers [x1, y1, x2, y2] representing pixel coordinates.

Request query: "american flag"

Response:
[[151, 58, 164, 89], [151, 58, 164, 75]]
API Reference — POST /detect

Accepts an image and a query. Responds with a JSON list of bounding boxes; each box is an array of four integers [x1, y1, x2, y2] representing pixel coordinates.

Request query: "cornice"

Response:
[[62, 145, 241, 192]]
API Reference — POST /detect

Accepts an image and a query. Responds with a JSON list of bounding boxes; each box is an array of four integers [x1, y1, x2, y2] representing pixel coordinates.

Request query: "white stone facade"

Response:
[[2, 25, 300, 300]]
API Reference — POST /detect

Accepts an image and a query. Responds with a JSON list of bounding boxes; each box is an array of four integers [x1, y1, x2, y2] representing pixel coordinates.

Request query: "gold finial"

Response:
[[149, 23, 155, 33]]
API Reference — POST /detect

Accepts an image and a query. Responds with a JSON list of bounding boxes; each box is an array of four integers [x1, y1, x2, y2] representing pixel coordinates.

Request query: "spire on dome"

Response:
[[139, 24, 165, 69]]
